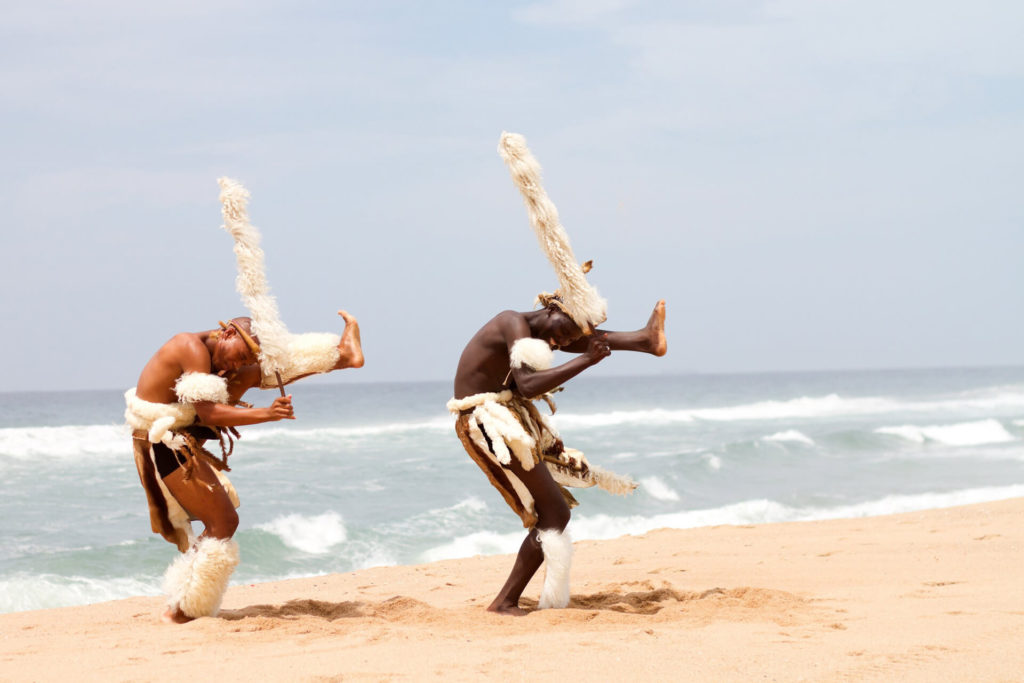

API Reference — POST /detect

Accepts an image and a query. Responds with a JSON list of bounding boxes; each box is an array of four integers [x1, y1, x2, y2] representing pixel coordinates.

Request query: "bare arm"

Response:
[[504, 312, 611, 397], [511, 344, 608, 398], [194, 396, 294, 426], [174, 337, 296, 426]]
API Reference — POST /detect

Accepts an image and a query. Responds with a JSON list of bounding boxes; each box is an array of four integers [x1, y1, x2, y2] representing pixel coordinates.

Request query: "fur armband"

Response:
[[124, 387, 198, 444], [262, 332, 342, 387], [509, 338, 554, 371], [175, 372, 229, 404]]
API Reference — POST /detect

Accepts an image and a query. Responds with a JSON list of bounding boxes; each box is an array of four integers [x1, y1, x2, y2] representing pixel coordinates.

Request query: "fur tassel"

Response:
[[469, 401, 537, 471], [174, 372, 229, 405], [509, 337, 553, 371], [163, 537, 240, 618], [498, 132, 607, 334], [446, 391, 513, 413], [589, 464, 639, 496], [537, 528, 573, 609], [218, 177, 291, 375], [124, 388, 196, 440], [148, 416, 177, 445]]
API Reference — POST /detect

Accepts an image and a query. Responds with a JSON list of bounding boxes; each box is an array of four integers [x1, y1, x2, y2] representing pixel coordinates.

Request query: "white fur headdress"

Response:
[[217, 179, 342, 385], [217, 178, 291, 377], [498, 132, 607, 334]]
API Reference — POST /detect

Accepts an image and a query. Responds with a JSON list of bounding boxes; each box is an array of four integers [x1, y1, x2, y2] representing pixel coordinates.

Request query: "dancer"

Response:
[[449, 133, 667, 615], [125, 179, 363, 623]]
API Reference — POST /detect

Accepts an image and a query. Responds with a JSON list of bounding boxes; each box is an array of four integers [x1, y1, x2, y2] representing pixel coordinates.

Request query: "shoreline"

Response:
[[3, 498, 1023, 681]]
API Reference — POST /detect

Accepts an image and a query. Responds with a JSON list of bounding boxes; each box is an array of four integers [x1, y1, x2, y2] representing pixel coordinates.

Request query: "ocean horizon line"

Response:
[[4, 362, 1024, 397]]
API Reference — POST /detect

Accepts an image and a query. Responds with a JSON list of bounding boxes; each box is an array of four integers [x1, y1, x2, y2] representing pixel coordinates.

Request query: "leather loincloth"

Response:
[[449, 392, 634, 528]]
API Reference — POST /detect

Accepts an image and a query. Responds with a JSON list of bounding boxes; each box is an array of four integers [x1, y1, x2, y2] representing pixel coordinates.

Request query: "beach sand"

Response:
[[2, 498, 1023, 682]]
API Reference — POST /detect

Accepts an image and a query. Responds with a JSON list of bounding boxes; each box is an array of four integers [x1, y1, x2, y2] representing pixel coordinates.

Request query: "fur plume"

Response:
[[537, 528, 573, 609], [217, 177, 290, 375], [498, 132, 607, 333], [589, 464, 638, 496], [163, 537, 239, 618]]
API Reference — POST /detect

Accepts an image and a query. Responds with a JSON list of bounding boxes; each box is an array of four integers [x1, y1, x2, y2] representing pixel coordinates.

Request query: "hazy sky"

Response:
[[2, 0, 1022, 392]]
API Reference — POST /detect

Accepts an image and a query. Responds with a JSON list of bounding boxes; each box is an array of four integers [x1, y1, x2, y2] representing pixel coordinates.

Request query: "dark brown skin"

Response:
[[453, 300, 666, 615], [137, 312, 364, 623]]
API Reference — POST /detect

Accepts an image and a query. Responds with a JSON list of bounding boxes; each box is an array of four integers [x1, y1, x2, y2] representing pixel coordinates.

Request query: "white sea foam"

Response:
[[385, 497, 490, 538], [256, 511, 347, 555], [416, 484, 1024, 563], [552, 394, 901, 429], [571, 484, 1024, 540], [876, 419, 1015, 446], [345, 547, 399, 571], [241, 417, 453, 443], [702, 453, 723, 470], [9, 383, 1024, 462], [554, 408, 697, 428], [763, 430, 815, 445], [796, 485, 1024, 520], [639, 476, 681, 502], [0, 573, 157, 614], [689, 394, 898, 422], [553, 388, 1024, 429], [0, 415, 453, 463], [419, 530, 524, 563], [0, 424, 127, 460]]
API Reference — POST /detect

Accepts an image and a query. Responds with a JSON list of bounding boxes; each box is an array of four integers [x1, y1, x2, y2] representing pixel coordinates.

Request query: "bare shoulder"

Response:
[[493, 309, 526, 321], [163, 332, 204, 356], [467, 310, 520, 342], [493, 310, 531, 341], [160, 332, 211, 371], [137, 331, 211, 401]]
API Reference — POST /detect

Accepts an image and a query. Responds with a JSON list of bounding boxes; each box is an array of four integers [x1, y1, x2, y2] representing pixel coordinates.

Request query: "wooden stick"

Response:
[[275, 371, 286, 397]]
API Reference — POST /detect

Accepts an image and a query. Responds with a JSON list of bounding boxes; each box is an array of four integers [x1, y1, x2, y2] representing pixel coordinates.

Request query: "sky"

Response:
[[2, 0, 1022, 393]]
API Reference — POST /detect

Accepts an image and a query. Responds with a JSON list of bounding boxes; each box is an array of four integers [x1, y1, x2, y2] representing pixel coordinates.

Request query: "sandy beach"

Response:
[[2, 498, 1022, 682]]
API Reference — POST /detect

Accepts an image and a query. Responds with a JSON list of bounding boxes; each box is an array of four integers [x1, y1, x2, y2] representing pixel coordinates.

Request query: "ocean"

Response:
[[2, 367, 1024, 615]]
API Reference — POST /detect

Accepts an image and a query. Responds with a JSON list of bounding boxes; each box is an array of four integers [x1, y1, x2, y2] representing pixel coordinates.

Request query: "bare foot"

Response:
[[487, 602, 529, 616], [336, 310, 364, 369], [646, 300, 667, 356], [161, 606, 194, 624]]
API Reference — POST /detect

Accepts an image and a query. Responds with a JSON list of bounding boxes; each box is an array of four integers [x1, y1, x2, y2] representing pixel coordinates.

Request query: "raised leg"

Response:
[[335, 310, 365, 369], [643, 299, 667, 356], [561, 300, 667, 355]]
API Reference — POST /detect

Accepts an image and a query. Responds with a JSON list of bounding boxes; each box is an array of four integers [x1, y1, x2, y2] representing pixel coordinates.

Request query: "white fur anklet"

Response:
[[537, 528, 573, 609], [162, 537, 240, 618]]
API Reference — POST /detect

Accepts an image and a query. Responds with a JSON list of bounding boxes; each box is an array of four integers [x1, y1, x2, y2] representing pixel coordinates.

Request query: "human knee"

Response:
[[536, 501, 570, 532], [206, 508, 239, 539]]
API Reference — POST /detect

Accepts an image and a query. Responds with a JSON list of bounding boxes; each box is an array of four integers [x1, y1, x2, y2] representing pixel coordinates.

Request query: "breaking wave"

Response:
[[876, 419, 1015, 446]]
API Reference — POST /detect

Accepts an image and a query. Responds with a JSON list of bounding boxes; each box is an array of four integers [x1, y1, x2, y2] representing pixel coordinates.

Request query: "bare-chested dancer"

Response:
[[126, 313, 362, 623], [450, 300, 666, 615]]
